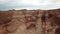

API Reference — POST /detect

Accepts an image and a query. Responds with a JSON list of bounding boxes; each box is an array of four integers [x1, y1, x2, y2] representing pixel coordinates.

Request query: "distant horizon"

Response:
[[0, 7, 60, 11], [0, 8, 60, 11], [0, 0, 60, 10]]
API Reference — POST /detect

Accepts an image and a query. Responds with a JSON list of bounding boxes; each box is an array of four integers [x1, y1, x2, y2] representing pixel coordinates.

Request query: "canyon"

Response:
[[0, 9, 60, 34]]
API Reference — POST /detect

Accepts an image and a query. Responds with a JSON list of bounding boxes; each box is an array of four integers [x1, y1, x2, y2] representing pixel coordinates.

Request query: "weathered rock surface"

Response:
[[0, 9, 60, 34]]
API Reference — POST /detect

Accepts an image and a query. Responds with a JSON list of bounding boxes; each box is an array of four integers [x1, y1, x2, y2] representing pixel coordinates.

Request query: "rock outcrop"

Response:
[[0, 9, 60, 34]]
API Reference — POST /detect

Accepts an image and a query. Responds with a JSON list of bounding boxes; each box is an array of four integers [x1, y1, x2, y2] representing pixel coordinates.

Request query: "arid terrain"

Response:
[[0, 9, 60, 34]]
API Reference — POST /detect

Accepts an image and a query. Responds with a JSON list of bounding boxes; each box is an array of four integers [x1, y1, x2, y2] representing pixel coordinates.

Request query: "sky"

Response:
[[0, 0, 60, 10]]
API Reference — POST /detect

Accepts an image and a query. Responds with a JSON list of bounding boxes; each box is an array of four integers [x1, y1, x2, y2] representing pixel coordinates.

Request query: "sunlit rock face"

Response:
[[0, 9, 60, 34]]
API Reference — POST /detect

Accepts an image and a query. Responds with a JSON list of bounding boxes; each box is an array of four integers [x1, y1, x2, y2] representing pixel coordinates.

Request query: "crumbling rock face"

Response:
[[46, 10, 60, 34], [0, 12, 13, 25], [0, 11, 13, 34], [0, 9, 60, 34]]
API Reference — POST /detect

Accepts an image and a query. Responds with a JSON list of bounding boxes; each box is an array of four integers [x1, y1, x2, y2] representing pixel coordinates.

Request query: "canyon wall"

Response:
[[0, 9, 60, 34]]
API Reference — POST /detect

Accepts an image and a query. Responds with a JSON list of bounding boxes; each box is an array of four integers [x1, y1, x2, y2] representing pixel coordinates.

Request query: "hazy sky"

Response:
[[0, 0, 60, 10]]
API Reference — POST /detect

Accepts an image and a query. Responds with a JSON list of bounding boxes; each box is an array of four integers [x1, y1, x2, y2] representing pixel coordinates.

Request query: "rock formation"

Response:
[[0, 9, 60, 34]]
